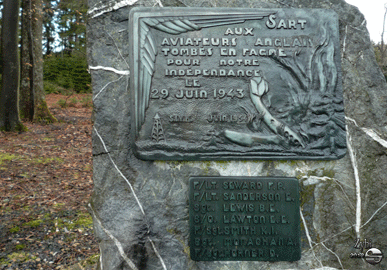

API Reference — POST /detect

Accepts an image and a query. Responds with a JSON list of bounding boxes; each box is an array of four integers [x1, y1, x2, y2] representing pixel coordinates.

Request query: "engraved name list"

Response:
[[189, 176, 301, 261]]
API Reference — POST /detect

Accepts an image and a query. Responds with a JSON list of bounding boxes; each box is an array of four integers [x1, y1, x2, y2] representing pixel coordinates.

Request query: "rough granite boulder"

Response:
[[87, 0, 387, 269]]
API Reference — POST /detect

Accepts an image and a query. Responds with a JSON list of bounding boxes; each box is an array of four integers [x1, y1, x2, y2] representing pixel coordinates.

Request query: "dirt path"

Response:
[[0, 94, 98, 269]]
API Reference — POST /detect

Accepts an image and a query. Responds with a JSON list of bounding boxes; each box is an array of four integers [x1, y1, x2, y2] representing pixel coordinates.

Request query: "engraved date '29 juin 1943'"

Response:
[[150, 15, 309, 125]]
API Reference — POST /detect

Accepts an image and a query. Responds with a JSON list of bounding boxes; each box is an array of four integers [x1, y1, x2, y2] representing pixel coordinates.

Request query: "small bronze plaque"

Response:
[[189, 176, 300, 261], [129, 8, 346, 160]]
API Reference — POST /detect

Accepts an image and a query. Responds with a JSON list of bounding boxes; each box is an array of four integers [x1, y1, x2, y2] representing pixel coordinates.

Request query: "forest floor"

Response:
[[0, 93, 98, 270]]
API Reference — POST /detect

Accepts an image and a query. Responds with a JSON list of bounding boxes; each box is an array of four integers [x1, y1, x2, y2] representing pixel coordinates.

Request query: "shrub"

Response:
[[68, 97, 78, 107], [44, 81, 59, 94], [57, 99, 67, 108], [44, 53, 91, 93], [81, 96, 93, 108]]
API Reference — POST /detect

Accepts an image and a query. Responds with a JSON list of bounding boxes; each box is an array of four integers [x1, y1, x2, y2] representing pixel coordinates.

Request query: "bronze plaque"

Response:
[[129, 8, 346, 160], [189, 176, 300, 261]]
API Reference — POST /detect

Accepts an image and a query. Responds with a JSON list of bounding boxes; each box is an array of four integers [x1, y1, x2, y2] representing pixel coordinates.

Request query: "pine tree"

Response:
[[151, 113, 165, 142], [43, 0, 57, 55], [57, 0, 87, 54]]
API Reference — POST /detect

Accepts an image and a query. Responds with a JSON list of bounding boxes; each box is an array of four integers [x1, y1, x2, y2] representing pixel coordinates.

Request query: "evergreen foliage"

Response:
[[43, 0, 56, 55], [42, 0, 90, 94], [56, 0, 87, 54], [44, 53, 91, 93]]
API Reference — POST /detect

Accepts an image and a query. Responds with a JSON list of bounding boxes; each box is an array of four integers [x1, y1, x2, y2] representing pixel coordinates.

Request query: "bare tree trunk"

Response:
[[43, 0, 54, 55], [20, 0, 34, 121], [381, 6, 387, 66], [31, 0, 57, 123], [0, 0, 26, 131]]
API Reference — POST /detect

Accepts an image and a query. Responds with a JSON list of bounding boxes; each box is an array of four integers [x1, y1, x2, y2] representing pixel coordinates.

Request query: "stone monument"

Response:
[[87, 0, 387, 269]]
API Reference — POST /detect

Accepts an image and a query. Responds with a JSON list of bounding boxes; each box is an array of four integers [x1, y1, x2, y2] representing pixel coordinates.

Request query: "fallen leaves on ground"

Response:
[[0, 93, 98, 269]]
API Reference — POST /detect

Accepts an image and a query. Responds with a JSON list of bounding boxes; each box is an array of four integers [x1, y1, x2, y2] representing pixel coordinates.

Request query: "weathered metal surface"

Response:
[[129, 8, 345, 160], [189, 176, 300, 261]]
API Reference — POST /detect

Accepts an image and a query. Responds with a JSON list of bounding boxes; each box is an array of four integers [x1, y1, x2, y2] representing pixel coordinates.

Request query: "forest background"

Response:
[[0, 0, 90, 131], [0, 0, 97, 269]]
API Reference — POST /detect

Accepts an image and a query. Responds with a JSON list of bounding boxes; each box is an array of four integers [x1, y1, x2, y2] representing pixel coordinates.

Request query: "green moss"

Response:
[[300, 184, 315, 208], [9, 226, 20, 233], [23, 219, 43, 228], [0, 153, 18, 165], [322, 168, 335, 178], [20, 173, 29, 178], [16, 122, 28, 132], [55, 213, 93, 231], [72, 213, 93, 229], [34, 100, 57, 124], [22, 205, 31, 211], [53, 203, 66, 209], [0, 122, 27, 132], [33, 157, 63, 164], [6, 252, 37, 263], [15, 244, 25, 250], [199, 161, 212, 175], [83, 254, 100, 266], [167, 228, 190, 256], [0, 153, 63, 167]]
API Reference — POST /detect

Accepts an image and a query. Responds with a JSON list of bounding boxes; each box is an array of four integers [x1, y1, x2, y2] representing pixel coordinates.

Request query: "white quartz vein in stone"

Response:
[[321, 242, 343, 269], [94, 75, 124, 101], [301, 175, 355, 211], [89, 65, 130, 76], [322, 225, 353, 244], [361, 127, 387, 148], [94, 126, 145, 215], [93, 127, 168, 269], [300, 210, 323, 268], [207, 161, 264, 176], [302, 175, 332, 186], [148, 237, 167, 270], [346, 129, 361, 239], [89, 203, 139, 270], [88, 0, 140, 18], [155, 161, 265, 176], [349, 23, 367, 32], [361, 199, 387, 228], [342, 25, 348, 56], [346, 116, 387, 149], [105, 28, 130, 70], [311, 267, 339, 270]]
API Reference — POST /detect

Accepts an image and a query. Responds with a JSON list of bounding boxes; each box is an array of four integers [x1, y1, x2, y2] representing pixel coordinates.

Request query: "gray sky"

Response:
[[345, 0, 386, 43]]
